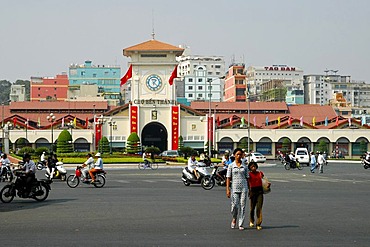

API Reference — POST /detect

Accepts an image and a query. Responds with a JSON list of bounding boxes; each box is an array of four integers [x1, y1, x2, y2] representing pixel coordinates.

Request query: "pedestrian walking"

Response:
[[226, 148, 249, 230], [310, 151, 316, 173], [248, 161, 269, 230], [317, 152, 326, 173]]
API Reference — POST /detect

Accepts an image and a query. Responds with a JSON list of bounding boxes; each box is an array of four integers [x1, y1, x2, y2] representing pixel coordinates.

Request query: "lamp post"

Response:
[[4, 121, 13, 154], [246, 83, 251, 162], [208, 77, 224, 158], [108, 118, 116, 154], [2, 102, 4, 152], [93, 104, 96, 151], [46, 113, 56, 152], [25, 120, 28, 142], [67, 120, 74, 151]]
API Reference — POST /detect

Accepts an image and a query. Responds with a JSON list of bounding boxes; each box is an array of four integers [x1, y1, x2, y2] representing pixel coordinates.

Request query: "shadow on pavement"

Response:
[[1, 198, 76, 212]]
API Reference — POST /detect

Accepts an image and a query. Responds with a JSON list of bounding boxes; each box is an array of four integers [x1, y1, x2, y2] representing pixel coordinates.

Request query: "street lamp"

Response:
[[1, 100, 10, 152], [46, 113, 56, 152], [247, 83, 251, 163], [25, 120, 28, 142], [67, 120, 74, 150], [108, 117, 116, 154], [4, 121, 13, 154], [208, 77, 224, 158]]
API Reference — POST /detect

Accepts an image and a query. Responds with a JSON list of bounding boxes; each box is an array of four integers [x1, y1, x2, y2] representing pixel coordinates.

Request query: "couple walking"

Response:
[[226, 148, 270, 231]]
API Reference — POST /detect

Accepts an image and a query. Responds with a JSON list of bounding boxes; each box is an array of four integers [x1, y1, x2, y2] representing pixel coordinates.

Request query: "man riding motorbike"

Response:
[[22, 153, 36, 196], [46, 153, 58, 180], [81, 153, 95, 181]]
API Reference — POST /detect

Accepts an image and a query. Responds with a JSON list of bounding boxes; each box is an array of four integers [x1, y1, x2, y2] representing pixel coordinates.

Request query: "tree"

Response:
[[238, 138, 248, 150], [360, 140, 367, 154], [282, 138, 291, 154], [180, 146, 194, 159], [126, 132, 141, 154], [98, 136, 110, 154], [56, 129, 73, 153], [178, 136, 184, 151], [317, 140, 328, 153]]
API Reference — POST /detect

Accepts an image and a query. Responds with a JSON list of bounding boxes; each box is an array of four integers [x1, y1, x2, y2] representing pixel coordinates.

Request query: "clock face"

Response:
[[146, 74, 162, 91]]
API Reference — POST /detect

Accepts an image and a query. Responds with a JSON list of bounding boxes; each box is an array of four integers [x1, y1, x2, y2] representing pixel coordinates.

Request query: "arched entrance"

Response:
[[141, 122, 168, 152]]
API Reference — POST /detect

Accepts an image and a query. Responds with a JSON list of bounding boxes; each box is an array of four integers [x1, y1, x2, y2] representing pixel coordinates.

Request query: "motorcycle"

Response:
[[276, 151, 285, 164], [0, 163, 14, 182], [37, 160, 67, 181], [284, 159, 303, 170], [66, 166, 106, 188], [362, 158, 370, 169], [0, 169, 52, 203], [211, 164, 227, 186], [181, 162, 215, 190]]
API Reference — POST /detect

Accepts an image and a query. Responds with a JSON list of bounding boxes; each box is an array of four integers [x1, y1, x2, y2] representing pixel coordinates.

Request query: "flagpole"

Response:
[[247, 84, 250, 159]]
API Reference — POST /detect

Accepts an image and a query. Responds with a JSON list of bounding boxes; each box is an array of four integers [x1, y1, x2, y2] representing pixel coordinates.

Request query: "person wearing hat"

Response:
[[248, 161, 270, 230], [40, 151, 46, 164], [89, 153, 104, 183], [81, 153, 94, 181]]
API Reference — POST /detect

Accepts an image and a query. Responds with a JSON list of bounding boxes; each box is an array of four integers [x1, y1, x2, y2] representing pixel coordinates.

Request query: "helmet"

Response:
[[95, 153, 101, 157], [23, 153, 31, 160]]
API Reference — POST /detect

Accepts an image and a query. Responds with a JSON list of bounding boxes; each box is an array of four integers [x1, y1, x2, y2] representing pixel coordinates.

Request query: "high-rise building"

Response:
[[224, 64, 246, 102], [247, 65, 304, 102], [30, 73, 69, 101], [177, 49, 225, 105], [68, 60, 121, 105]]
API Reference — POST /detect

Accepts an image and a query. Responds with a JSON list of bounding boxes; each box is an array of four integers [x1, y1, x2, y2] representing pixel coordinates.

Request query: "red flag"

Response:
[[229, 116, 233, 126], [85, 117, 89, 129], [216, 116, 220, 127], [120, 64, 132, 86], [288, 116, 292, 125], [13, 117, 17, 126], [168, 65, 178, 86], [336, 116, 339, 126]]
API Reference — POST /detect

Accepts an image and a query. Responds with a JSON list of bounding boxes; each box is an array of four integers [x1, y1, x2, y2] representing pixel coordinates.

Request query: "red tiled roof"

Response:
[[191, 101, 288, 111], [123, 39, 184, 56], [287, 104, 337, 122]]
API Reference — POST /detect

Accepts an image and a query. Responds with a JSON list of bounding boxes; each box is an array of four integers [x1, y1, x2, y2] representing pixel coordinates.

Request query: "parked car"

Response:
[[159, 150, 180, 157], [246, 152, 266, 163], [295, 147, 310, 166]]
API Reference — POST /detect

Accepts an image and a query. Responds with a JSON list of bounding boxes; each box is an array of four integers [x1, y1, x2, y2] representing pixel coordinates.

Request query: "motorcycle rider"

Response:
[[187, 152, 200, 179], [46, 153, 58, 180], [288, 152, 297, 168], [217, 152, 232, 183], [89, 152, 103, 183], [0, 153, 11, 179], [40, 151, 46, 164], [22, 153, 36, 196], [81, 153, 95, 181], [363, 152, 370, 166]]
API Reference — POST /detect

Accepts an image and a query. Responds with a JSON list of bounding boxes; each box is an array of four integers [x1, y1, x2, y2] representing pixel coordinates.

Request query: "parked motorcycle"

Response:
[[37, 160, 67, 181], [0, 163, 14, 182], [0, 169, 52, 203], [66, 166, 106, 188], [181, 162, 215, 190], [284, 159, 303, 170]]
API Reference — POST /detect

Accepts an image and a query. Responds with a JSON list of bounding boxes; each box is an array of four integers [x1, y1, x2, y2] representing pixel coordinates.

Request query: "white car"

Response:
[[246, 152, 266, 163], [295, 148, 310, 166]]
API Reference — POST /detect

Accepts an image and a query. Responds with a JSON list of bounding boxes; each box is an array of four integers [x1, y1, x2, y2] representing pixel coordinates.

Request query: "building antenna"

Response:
[[151, 9, 155, 40]]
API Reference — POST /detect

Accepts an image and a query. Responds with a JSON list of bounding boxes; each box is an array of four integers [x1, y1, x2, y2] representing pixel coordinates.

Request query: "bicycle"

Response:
[[138, 160, 158, 170]]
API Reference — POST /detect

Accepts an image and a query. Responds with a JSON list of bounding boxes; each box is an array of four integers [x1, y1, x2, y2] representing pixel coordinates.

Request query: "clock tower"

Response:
[[123, 39, 184, 151]]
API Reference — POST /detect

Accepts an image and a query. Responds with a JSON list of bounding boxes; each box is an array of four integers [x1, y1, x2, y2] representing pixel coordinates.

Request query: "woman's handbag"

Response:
[[262, 177, 271, 194]]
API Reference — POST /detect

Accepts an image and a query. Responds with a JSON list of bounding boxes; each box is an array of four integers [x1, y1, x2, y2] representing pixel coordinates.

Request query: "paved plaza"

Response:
[[1, 162, 370, 246]]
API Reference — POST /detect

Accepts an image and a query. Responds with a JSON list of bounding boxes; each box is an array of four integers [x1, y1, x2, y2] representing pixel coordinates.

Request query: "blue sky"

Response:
[[1, 0, 369, 82]]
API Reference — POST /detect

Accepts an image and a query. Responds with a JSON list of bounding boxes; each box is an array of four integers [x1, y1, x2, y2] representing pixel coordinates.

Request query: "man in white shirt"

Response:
[[89, 153, 103, 183], [317, 152, 326, 173], [81, 153, 94, 181], [187, 153, 199, 179]]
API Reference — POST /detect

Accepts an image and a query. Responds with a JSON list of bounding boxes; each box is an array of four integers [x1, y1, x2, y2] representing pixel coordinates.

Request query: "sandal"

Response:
[[231, 221, 236, 229]]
